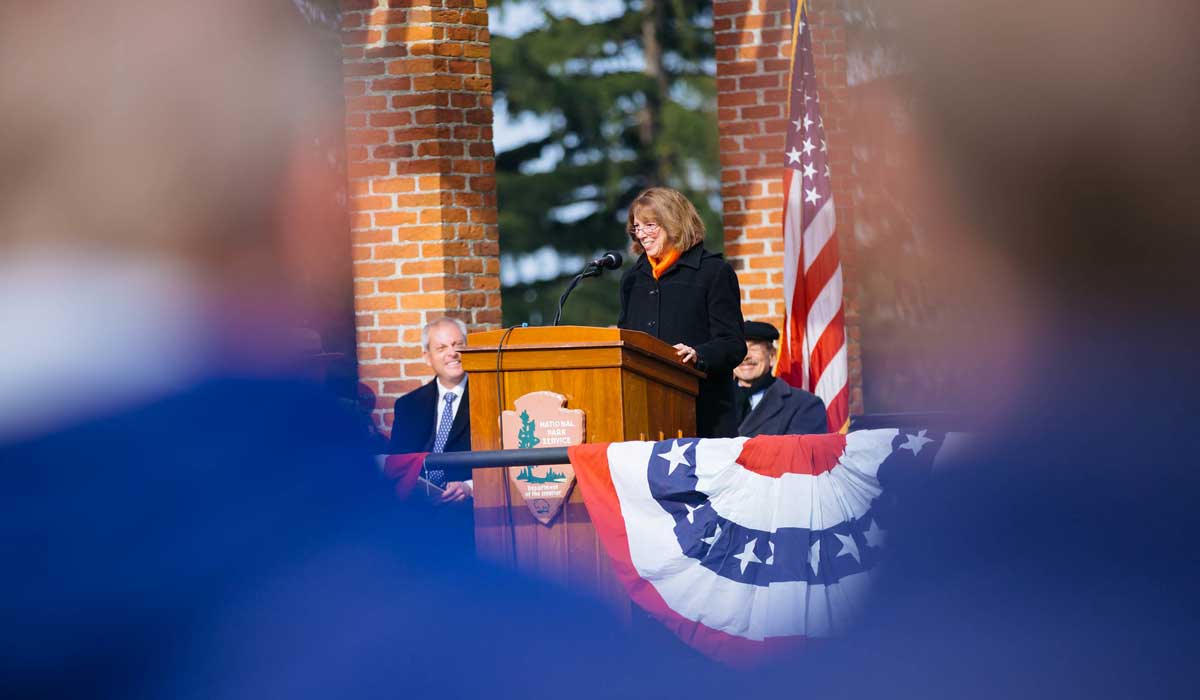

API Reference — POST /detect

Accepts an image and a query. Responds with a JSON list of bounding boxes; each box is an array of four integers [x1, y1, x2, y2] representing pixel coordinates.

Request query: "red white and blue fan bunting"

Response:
[[569, 429, 950, 668]]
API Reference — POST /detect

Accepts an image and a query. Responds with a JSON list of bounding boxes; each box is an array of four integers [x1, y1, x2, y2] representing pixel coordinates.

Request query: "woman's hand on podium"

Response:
[[673, 343, 697, 364]]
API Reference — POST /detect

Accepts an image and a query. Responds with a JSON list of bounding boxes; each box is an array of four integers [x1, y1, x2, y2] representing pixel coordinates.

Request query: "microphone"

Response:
[[587, 251, 624, 271], [553, 251, 625, 326]]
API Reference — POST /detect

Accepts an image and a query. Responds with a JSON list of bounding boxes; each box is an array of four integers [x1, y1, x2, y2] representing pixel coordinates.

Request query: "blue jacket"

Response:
[[737, 377, 828, 437]]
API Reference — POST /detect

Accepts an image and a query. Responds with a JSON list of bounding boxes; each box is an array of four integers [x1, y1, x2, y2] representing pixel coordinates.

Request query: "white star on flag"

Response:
[[684, 501, 705, 524], [863, 519, 886, 548], [834, 532, 861, 564], [809, 538, 821, 576], [802, 137, 816, 156], [791, 117, 805, 131], [900, 430, 933, 456], [803, 114, 814, 130], [700, 521, 720, 547], [765, 541, 775, 566], [805, 187, 822, 205], [658, 440, 690, 475], [700, 522, 722, 547], [734, 539, 762, 574], [802, 162, 816, 179], [786, 147, 803, 164]]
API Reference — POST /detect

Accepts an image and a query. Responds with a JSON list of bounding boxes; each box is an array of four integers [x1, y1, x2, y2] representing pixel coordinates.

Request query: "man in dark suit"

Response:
[[388, 316, 473, 503], [732, 321, 828, 436]]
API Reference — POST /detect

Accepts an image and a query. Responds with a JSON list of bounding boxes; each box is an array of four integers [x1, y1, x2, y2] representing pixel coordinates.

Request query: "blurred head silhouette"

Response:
[[789, 3, 1200, 698], [0, 0, 346, 440], [867, 0, 1200, 436]]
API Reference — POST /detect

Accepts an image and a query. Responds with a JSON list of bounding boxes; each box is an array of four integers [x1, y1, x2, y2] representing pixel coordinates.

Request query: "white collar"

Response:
[[435, 375, 467, 402]]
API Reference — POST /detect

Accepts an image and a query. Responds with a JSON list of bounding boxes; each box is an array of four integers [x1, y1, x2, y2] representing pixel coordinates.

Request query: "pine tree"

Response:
[[490, 0, 721, 325]]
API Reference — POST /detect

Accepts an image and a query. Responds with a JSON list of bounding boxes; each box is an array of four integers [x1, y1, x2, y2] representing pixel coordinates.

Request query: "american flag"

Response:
[[568, 430, 953, 667], [777, 0, 849, 433]]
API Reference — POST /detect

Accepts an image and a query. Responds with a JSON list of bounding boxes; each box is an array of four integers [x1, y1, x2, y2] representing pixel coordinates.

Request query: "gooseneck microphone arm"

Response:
[[552, 250, 623, 326]]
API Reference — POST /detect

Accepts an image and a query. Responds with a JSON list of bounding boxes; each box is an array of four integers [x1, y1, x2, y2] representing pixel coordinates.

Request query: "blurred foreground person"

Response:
[[768, 1, 1200, 698], [0, 2, 719, 698]]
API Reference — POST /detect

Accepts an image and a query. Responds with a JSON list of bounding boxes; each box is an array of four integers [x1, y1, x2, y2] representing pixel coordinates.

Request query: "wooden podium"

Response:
[[461, 325, 703, 614]]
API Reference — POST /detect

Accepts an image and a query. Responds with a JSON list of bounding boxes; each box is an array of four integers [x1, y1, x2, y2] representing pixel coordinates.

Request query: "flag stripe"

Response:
[[733, 432, 848, 477], [802, 199, 837, 274], [804, 266, 843, 374], [809, 304, 846, 394], [813, 343, 848, 417], [824, 384, 851, 434]]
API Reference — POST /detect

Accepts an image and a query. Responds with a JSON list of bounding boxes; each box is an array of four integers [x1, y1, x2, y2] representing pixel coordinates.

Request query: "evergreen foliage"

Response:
[[491, 0, 721, 325]]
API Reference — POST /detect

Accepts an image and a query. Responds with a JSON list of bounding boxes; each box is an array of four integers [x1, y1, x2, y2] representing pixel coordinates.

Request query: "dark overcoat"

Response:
[[737, 377, 828, 437], [618, 244, 745, 437], [389, 380, 472, 481]]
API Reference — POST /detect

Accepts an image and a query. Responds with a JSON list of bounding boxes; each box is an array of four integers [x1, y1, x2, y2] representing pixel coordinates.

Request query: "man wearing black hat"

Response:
[[732, 321, 828, 436]]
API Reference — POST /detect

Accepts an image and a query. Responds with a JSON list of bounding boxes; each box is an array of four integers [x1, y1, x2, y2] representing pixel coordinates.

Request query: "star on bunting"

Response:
[[684, 501, 705, 524], [658, 440, 690, 475], [900, 429, 933, 456], [863, 519, 886, 548], [701, 522, 723, 547], [834, 532, 861, 564], [809, 538, 822, 576], [734, 539, 762, 574]]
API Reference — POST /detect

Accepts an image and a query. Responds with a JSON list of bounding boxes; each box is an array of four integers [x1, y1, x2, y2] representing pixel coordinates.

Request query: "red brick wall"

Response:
[[341, 0, 500, 431], [713, 0, 863, 415]]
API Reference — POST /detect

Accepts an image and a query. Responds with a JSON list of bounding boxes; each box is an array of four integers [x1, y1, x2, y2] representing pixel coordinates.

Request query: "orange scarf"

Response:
[[648, 247, 681, 280]]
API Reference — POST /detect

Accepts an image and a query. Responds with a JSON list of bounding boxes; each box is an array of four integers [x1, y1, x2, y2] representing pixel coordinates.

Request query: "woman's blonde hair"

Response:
[[626, 187, 705, 256]]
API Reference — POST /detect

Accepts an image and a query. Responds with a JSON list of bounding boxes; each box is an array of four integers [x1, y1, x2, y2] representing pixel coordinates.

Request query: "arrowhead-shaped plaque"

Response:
[[501, 391, 585, 525]]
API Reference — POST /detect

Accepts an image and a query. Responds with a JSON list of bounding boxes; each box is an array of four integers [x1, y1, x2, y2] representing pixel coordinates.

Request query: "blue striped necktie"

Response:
[[428, 392, 457, 487]]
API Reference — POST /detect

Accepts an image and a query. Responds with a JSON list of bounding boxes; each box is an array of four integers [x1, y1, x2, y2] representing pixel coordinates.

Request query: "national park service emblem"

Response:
[[501, 391, 585, 525]]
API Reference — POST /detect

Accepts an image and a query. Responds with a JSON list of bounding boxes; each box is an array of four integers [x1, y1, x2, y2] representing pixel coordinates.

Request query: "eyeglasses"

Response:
[[631, 222, 661, 235]]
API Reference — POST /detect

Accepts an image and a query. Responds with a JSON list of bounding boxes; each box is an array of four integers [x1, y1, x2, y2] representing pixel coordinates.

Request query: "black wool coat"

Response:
[[388, 380, 472, 482], [618, 245, 746, 438], [737, 377, 829, 437]]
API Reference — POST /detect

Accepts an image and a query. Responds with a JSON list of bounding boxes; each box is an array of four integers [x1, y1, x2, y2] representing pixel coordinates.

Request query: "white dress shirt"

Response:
[[748, 387, 768, 412], [433, 375, 470, 490], [433, 375, 467, 427]]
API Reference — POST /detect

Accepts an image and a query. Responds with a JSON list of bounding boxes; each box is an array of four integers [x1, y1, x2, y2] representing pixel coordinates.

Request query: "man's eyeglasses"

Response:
[[631, 222, 661, 235]]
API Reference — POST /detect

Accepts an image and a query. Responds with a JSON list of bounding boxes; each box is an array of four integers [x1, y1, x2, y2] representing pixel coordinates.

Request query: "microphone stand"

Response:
[[552, 263, 602, 326]]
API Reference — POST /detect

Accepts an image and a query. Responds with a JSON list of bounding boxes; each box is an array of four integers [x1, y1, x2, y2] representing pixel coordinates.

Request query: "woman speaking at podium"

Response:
[[617, 187, 746, 438]]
